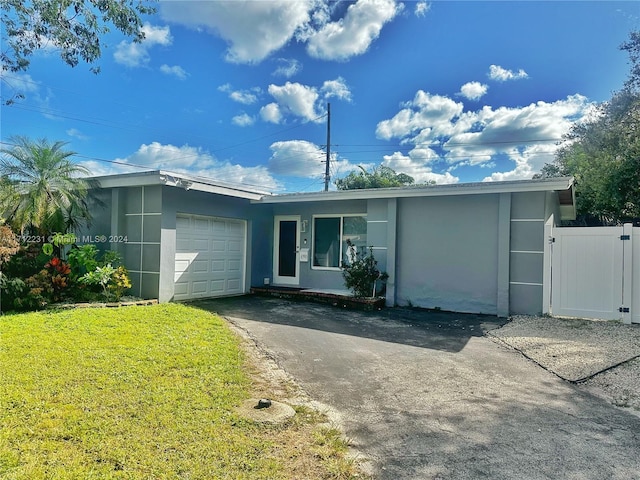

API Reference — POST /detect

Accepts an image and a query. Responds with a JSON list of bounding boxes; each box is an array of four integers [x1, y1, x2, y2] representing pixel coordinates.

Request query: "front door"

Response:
[[273, 216, 300, 285]]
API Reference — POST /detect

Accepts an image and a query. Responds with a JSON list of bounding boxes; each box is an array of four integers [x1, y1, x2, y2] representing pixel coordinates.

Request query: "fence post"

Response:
[[622, 223, 633, 324], [542, 215, 554, 315]]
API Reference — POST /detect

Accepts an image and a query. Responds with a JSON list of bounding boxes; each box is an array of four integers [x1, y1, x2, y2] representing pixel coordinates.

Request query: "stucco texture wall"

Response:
[[396, 194, 500, 315]]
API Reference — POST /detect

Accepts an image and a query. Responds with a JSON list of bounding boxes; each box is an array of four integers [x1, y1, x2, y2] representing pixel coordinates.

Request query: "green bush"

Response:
[[342, 239, 388, 298], [1, 245, 132, 311], [66, 244, 100, 277], [69, 246, 131, 301]]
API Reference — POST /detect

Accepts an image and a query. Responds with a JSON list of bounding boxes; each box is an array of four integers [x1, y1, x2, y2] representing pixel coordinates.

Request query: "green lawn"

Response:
[[0, 304, 360, 479]]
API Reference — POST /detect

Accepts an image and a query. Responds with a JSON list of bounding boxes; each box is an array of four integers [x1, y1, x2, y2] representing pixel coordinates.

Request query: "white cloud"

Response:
[[230, 91, 258, 105], [267, 81, 321, 122], [1, 72, 55, 116], [260, 103, 283, 124], [114, 142, 279, 190], [268, 140, 354, 178], [376, 91, 464, 140], [114, 23, 172, 67], [78, 159, 130, 178], [218, 84, 260, 105], [321, 77, 353, 101], [232, 113, 255, 127], [488, 64, 529, 82], [2, 72, 40, 95], [66, 128, 88, 140], [306, 0, 402, 61], [273, 58, 302, 78], [443, 94, 589, 166], [482, 144, 557, 182], [160, 64, 189, 80], [415, 1, 431, 17], [268, 140, 326, 177], [375, 90, 591, 182], [259, 78, 352, 124], [459, 81, 488, 101], [161, 0, 401, 64], [382, 152, 459, 184], [160, 0, 312, 64]]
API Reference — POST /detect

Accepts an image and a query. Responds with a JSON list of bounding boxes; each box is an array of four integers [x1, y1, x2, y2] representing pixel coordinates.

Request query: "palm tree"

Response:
[[0, 136, 94, 235]]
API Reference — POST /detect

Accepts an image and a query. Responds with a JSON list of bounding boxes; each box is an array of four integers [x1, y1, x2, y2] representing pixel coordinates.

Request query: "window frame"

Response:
[[311, 213, 367, 271]]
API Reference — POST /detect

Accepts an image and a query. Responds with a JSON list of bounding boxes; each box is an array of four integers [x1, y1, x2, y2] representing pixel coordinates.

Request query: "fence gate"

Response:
[[547, 223, 638, 324]]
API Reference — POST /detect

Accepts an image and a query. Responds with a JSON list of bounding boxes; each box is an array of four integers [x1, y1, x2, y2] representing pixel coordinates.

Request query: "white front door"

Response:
[[273, 216, 300, 285]]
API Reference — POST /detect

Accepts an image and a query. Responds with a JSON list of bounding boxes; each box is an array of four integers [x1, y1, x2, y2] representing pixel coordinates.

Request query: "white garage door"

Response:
[[174, 214, 246, 300]]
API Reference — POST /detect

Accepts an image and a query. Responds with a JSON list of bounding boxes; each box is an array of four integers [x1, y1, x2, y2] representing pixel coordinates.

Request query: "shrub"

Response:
[[80, 263, 132, 301], [67, 244, 100, 277], [0, 224, 20, 265], [342, 239, 388, 298], [109, 266, 132, 301], [43, 257, 72, 302], [1, 244, 131, 310]]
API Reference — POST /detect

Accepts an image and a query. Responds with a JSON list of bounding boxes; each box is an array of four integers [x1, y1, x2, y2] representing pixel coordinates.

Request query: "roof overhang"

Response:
[[91, 170, 271, 201], [557, 181, 576, 221], [255, 177, 576, 204]]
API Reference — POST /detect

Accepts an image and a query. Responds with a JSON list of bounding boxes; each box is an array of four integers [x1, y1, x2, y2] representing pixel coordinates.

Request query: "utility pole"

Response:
[[324, 102, 331, 191]]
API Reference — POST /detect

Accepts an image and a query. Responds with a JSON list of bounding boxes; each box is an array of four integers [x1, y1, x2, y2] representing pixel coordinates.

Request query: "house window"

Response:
[[312, 215, 367, 269]]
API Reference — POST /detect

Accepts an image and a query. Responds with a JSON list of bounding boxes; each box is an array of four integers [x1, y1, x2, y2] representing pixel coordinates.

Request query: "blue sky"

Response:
[[1, 1, 638, 193]]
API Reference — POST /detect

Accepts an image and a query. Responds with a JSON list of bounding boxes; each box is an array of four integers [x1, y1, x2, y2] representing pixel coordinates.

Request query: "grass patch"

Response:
[[0, 304, 364, 479]]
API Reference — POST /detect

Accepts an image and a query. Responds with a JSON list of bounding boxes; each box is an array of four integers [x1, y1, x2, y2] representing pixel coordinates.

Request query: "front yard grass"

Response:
[[0, 304, 361, 479]]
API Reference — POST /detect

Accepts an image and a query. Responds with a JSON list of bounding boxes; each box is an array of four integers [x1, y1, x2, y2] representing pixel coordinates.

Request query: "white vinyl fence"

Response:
[[543, 217, 639, 324]]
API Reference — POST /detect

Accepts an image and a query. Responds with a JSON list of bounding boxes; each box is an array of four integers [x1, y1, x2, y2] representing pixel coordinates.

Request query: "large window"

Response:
[[312, 215, 367, 269]]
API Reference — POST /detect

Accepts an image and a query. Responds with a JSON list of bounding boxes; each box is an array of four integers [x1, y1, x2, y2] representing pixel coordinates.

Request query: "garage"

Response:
[[174, 214, 247, 301]]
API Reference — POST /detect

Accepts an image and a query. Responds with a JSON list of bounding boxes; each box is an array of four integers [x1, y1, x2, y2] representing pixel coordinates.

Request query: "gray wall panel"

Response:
[[510, 283, 544, 315], [510, 221, 544, 252], [510, 252, 544, 284], [396, 194, 500, 314], [511, 191, 545, 219]]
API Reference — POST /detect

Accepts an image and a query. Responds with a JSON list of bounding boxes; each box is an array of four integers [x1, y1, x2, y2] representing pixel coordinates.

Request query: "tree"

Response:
[[0, 0, 156, 74], [534, 32, 640, 225], [0, 222, 20, 314], [0, 222, 19, 265], [335, 165, 416, 190], [0, 136, 94, 235]]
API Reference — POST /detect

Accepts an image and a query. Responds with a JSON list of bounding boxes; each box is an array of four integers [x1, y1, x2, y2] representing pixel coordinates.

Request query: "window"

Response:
[[312, 215, 367, 269]]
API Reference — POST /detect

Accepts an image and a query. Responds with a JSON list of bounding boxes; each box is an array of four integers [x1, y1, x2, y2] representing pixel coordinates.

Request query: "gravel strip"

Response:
[[489, 315, 640, 413], [582, 357, 640, 411], [489, 315, 640, 381]]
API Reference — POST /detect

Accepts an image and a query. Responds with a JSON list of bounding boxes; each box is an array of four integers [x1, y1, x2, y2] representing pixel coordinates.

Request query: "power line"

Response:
[[2, 95, 327, 160], [333, 137, 564, 148], [0, 140, 279, 192]]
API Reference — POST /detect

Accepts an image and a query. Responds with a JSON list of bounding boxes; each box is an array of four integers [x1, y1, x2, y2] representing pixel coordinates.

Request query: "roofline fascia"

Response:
[[254, 177, 575, 204], [91, 170, 269, 200]]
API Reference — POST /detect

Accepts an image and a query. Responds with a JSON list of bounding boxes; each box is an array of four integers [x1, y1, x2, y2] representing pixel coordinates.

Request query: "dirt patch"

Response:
[[224, 316, 373, 479]]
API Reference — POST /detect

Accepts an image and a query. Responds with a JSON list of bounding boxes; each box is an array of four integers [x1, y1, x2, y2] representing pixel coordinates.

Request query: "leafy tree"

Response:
[[0, 136, 95, 235], [1, 0, 155, 74], [335, 165, 416, 190], [535, 32, 640, 225], [621, 30, 640, 91], [0, 222, 20, 313], [0, 222, 19, 265]]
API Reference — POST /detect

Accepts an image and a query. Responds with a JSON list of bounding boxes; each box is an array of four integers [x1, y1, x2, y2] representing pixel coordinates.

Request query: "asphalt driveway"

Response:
[[194, 296, 640, 480]]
